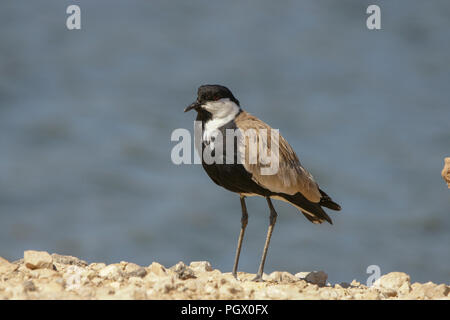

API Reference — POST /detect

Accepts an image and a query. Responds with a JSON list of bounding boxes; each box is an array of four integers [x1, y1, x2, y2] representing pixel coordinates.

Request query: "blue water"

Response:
[[1, 0, 449, 285]]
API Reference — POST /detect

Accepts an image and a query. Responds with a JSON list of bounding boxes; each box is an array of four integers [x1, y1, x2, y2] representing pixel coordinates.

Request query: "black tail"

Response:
[[319, 189, 341, 211], [280, 192, 333, 225]]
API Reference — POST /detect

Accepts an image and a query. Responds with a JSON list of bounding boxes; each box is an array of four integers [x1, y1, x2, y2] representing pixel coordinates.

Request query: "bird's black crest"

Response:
[[197, 84, 240, 106]]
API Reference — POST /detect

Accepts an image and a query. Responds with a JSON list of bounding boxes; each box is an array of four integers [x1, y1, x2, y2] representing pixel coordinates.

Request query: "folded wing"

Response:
[[234, 111, 322, 203]]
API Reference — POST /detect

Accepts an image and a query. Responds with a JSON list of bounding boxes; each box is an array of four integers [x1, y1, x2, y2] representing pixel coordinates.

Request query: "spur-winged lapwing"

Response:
[[185, 84, 341, 281]]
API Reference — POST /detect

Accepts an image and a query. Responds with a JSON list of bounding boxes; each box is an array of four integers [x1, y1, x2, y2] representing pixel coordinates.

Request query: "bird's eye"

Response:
[[213, 95, 220, 101]]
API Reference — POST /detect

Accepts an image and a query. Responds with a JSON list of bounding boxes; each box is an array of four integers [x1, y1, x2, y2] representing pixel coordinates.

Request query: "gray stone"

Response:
[[23, 280, 37, 292], [170, 261, 196, 280], [127, 267, 147, 278], [51, 253, 87, 267], [295, 271, 328, 287]]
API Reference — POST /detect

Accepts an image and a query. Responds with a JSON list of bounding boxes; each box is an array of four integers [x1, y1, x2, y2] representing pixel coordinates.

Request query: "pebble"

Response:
[[295, 271, 328, 287], [98, 264, 123, 281], [268, 271, 298, 283], [124, 263, 141, 273], [0, 251, 449, 300], [0, 257, 18, 274], [147, 262, 167, 276], [189, 261, 213, 273], [51, 254, 87, 267], [23, 280, 37, 292], [374, 272, 410, 291], [170, 261, 196, 280], [24, 250, 53, 270], [127, 267, 147, 278]]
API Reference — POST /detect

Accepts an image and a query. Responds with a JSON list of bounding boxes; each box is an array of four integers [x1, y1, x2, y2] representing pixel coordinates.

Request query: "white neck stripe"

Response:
[[202, 98, 240, 143]]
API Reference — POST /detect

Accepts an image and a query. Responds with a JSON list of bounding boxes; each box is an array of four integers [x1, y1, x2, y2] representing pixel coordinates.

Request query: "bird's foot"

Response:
[[252, 274, 264, 282], [232, 271, 244, 281]]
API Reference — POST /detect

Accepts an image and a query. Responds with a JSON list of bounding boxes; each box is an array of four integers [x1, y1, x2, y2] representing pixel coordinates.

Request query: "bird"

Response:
[[184, 84, 341, 281]]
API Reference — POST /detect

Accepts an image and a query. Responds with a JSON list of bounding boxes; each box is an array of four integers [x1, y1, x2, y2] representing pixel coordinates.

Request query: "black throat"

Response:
[[195, 109, 212, 124]]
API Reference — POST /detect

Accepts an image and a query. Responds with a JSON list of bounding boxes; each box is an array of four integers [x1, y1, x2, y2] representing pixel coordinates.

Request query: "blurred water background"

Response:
[[1, 0, 449, 285]]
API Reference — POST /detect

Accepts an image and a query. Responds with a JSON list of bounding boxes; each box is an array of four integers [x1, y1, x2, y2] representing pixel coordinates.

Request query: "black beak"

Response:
[[184, 100, 201, 112]]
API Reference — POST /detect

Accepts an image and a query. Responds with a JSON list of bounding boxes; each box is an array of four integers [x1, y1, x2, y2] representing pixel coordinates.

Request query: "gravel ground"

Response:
[[0, 250, 449, 300]]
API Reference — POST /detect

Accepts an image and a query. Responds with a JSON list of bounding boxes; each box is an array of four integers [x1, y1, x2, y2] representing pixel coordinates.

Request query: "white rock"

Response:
[[409, 282, 450, 299], [0, 257, 18, 274], [64, 265, 86, 291], [65, 274, 81, 291], [147, 262, 167, 276], [99, 264, 122, 280], [30, 268, 57, 279], [373, 272, 410, 291], [24, 250, 53, 270], [398, 282, 412, 295], [189, 261, 213, 272], [268, 271, 297, 283], [124, 263, 141, 273], [351, 279, 362, 287], [295, 272, 310, 279]]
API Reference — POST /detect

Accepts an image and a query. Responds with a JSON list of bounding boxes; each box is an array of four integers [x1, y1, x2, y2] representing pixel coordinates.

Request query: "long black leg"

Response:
[[253, 196, 278, 282], [232, 195, 249, 279]]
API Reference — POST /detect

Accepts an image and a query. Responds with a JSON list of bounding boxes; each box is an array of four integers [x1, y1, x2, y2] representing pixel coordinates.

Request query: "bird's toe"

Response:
[[252, 274, 264, 282]]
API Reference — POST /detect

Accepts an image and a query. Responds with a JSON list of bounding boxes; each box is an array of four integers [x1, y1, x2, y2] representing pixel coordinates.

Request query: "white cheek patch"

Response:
[[203, 98, 239, 118], [202, 98, 240, 144]]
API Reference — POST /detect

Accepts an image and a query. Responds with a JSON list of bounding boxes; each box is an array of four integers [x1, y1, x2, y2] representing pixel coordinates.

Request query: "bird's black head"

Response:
[[184, 84, 240, 114], [196, 85, 240, 107]]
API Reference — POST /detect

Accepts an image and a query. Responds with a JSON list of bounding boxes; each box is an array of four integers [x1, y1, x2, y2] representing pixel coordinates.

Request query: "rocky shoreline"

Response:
[[0, 250, 449, 300]]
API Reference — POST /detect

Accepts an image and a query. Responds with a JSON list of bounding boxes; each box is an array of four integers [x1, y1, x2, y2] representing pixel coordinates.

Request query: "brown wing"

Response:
[[234, 111, 321, 203]]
